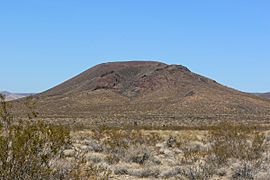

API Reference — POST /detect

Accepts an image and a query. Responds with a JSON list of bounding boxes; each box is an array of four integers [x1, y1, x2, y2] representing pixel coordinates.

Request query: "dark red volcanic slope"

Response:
[[40, 61, 191, 98], [15, 61, 270, 126]]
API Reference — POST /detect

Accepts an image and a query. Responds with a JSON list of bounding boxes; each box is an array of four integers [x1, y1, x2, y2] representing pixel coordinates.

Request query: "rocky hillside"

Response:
[[14, 61, 270, 126], [254, 92, 270, 99]]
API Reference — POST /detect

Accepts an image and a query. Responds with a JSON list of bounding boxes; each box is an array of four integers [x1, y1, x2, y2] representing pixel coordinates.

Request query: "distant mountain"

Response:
[[253, 92, 270, 99], [0, 91, 34, 101], [14, 61, 270, 126]]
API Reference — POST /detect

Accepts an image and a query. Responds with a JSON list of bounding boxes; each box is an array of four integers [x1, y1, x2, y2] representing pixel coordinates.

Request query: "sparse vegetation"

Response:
[[61, 122, 270, 179], [1, 93, 270, 179], [209, 121, 266, 166], [0, 94, 70, 179]]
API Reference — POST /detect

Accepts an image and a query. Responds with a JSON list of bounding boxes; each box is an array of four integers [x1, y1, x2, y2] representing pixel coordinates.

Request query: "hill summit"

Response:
[[15, 61, 270, 126], [41, 61, 199, 98]]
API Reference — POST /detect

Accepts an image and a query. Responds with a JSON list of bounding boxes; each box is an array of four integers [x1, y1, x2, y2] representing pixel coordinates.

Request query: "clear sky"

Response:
[[0, 0, 269, 93]]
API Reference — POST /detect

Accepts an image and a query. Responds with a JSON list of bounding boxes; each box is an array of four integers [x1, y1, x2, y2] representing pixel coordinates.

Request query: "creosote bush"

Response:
[[67, 154, 112, 180], [209, 121, 266, 165], [0, 94, 70, 179]]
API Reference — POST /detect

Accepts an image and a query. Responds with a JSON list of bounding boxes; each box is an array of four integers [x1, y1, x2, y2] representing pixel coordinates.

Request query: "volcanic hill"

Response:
[[14, 61, 270, 126]]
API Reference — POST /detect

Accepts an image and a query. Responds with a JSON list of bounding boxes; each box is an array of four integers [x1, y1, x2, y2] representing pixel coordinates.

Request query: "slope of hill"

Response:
[[0, 91, 34, 101], [14, 61, 270, 126], [253, 93, 270, 99]]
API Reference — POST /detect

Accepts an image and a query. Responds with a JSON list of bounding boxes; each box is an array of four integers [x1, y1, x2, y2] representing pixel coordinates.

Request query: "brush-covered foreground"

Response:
[[60, 123, 270, 180], [1, 95, 270, 179]]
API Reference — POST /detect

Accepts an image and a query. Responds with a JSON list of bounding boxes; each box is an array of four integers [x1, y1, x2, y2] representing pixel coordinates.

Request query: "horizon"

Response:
[[0, 1, 269, 93]]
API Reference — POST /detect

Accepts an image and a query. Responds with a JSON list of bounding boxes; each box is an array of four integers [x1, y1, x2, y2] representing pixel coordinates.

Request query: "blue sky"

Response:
[[0, 0, 269, 93]]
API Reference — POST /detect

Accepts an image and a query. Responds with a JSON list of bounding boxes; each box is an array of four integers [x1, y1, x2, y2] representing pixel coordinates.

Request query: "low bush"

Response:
[[209, 121, 266, 165], [181, 162, 215, 180], [114, 166, 128, 175], [128, 167, 160, 178], [232, 162, 254, 180], [67, 154, 112, 180], [125, 145, 151, 164], [0, 95, 70, 179], [160, 166, 181, 178]]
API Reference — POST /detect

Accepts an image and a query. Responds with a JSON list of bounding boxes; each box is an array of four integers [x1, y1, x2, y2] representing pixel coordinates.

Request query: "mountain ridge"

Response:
[[0, 91, 34, 101]]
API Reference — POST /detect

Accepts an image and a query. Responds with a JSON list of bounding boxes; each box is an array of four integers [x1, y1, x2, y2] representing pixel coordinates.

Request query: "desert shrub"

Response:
[[67, 154, 111, 180], [160, 166, 181, 178], [125, 145, 151, 164], [89, 141, 104, 152], [181, 162, 215, 180], [92, 127, 137, 151], [180, 140, 210, 164], [232, 162, 254, 180], [182, 148, 209, 164], [249, 132, 266, 161], [166, 136, 177, 147], [143, 132, 162, 146], [92, 126, 161, 148], [87, 155, 103, 164], [209, 121, 266, 165], [128, 167, 160, 178], [113, 166, 128, 175], [105, 154, 120, 165], [91, 126, 161, 163], [0, 94, 70, 179]]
